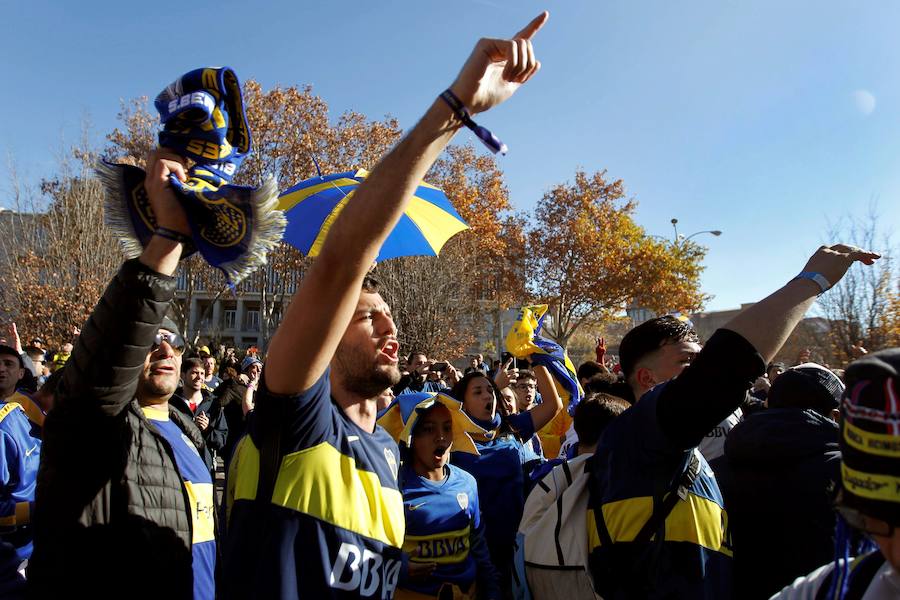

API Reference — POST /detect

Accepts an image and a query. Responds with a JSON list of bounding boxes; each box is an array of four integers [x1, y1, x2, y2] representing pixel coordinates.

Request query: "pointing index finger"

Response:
[[513, 10, 549, 40]]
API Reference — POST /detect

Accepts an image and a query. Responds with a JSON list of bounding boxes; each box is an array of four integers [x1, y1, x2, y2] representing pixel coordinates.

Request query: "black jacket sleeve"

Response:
[[56, 259, 176, 417], [655, 328, 766, 450], [204, 398, 228, 453]]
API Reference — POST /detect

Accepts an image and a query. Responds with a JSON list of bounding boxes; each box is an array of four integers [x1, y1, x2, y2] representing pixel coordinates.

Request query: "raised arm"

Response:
[[264, 12, 549, 395], [528, 365, 563, 432], [656, 244, 879, 450], [56, 151, 190, 415]]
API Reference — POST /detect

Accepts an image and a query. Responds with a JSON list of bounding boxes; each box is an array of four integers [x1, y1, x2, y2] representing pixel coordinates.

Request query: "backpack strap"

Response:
[[814, 552, 886, 600], [254, 387, 285, 507], [633, 450, 702, 545]]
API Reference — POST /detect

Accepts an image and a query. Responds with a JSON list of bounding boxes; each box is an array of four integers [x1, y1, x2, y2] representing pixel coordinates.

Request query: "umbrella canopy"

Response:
[[277, 168, 469, 262], [377, 392, 491, 455]]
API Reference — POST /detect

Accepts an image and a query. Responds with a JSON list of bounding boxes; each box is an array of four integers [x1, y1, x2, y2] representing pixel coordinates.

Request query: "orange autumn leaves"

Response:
[[8, 80, 706, 356], [527, 169, 707, 347]]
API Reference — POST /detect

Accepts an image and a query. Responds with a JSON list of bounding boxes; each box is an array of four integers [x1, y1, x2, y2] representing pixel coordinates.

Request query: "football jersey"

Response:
[[398, 463, 481, 598], [224, 369, 405, 599], [451, 411, 536, 574], [143, 406, 216, 600], [0, 401, 41, 563]]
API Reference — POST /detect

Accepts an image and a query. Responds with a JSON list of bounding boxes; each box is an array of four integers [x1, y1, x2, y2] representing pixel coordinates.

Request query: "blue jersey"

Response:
[[586, 384, 733, 599], [451, 411, 536, 578], [143, 407, 216, 600], [398, 464, 483, 598], [224, 370, 405, 599], [0, 402, 40, 563]]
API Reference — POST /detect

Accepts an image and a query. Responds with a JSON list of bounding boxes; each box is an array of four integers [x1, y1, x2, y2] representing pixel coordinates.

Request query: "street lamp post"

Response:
[[669, 217, 722, 244]]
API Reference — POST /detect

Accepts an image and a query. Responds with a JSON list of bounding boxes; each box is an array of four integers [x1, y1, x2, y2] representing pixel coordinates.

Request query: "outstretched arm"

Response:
[[657, 244, 879, 450], [56, 151, 191, 415], [264, 12, 549, 395]]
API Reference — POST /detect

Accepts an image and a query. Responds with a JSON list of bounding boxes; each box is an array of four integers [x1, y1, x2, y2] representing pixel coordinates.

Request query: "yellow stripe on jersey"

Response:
[[0, 402, 21, 424], [403, 525, 471, 565], [587, 493, 731, 556], [231, 440, 405, 548], [8, 392, 44, 427], [184, 481, 216, 544]]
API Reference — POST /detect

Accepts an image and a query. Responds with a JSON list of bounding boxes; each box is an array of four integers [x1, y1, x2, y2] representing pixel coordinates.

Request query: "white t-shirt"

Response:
[[699, 408, 742, 461], [770, 558, 899, 600]]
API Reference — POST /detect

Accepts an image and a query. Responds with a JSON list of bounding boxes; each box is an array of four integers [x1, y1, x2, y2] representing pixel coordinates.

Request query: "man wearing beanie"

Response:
[[28, 151, 217, 599], [712, 363, 844, 599], [773, 350, 900, 598]]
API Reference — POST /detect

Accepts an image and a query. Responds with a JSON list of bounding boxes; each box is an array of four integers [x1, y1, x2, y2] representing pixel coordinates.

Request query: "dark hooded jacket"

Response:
[[710, 407, 840, 600], [28, 259, 208, 599]]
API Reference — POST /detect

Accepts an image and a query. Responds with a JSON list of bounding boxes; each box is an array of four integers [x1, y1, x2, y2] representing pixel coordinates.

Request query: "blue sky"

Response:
[[2, 0, 898, 311]]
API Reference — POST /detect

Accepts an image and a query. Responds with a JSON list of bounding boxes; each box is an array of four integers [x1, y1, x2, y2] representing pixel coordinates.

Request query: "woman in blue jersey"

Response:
[[378, 392, 500, 600], [449, 367, 562, 595]]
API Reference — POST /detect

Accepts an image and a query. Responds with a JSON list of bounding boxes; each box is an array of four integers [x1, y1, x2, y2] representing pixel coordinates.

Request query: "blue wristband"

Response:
[[439, 89, 508, 155], [793, 271, 831, 294]]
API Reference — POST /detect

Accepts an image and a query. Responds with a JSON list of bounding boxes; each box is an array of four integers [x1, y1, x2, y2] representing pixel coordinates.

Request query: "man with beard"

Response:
[[223, 12, 548, 599], [29, 151, 217, 599]]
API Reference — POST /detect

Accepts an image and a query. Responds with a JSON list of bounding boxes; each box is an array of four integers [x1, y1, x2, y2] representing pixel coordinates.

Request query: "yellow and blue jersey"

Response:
[[0, 402, 40, 563], [223, 369, 405, 599], [397, 463, 489, 599], [143, 406, 216, 600], [451, 411, 537, 583], [7, 392, 44, 438], [586, 383, 733, 599]]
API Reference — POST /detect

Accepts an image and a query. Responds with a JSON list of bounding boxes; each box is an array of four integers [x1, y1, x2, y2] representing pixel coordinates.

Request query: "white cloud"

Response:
[[852, 90, 876, 116]]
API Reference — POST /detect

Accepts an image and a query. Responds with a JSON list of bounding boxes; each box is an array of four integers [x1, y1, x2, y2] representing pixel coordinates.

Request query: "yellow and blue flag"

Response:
[[506, 305, 584, 416]]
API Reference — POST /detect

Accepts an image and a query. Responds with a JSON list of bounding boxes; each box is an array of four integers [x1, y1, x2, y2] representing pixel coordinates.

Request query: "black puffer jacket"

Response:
[[710, 408, 841, 600], [29, 259, 206, 599]]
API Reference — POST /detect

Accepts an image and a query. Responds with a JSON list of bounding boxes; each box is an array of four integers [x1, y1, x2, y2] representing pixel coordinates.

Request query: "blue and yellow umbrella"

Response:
[[277, 169, 469, 261], [377, 392, 491, 455]]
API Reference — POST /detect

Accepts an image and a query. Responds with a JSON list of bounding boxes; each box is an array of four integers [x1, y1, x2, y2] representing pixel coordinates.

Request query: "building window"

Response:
[[246, 310, 260, 332], [223, 310, 237, 330]]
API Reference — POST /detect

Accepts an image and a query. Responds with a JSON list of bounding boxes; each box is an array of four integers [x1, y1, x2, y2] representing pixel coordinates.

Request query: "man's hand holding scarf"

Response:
[[100, 67, 286, 286], [144, 149, 190, 235]]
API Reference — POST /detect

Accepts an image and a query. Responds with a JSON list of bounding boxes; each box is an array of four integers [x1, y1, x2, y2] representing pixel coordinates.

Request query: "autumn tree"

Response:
[[817, 208, 897, 363], [527, 169, 707, 348], [106, 81, 522, 357], [373, 144, 525, 359], [0, 139, 121, 347]]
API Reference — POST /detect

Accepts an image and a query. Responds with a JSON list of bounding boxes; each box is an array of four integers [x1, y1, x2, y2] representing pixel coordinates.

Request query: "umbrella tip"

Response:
[[310, 154, 323, 178]]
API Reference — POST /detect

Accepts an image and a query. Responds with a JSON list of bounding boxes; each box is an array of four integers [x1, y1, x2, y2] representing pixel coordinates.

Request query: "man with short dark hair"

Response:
[[30, 151, 217, 599], [514, 369, 538, 413], [393, 351, 447, 395], [223, 15, 548, 597], [0, 344, 40, 568], [587, 244, 879, 599], [198, 347, 222, 391], [172, 357, 228, 476]]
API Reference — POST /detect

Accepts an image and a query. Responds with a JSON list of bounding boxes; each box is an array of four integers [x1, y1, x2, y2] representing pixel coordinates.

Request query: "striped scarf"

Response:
[[99, 67, 285, 284]]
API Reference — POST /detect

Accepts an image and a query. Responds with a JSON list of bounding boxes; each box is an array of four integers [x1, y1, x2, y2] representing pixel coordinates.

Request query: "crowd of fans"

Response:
[[0, 11, 896, 600]]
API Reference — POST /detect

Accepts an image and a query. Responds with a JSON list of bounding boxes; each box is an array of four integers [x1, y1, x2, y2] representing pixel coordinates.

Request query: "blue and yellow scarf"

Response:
[[99, 67, 285, 284]]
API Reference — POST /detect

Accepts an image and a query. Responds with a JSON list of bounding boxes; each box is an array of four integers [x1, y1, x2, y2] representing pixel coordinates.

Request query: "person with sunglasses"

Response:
[[29, 150, 218, 600], [772, 350, 900, 600]]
